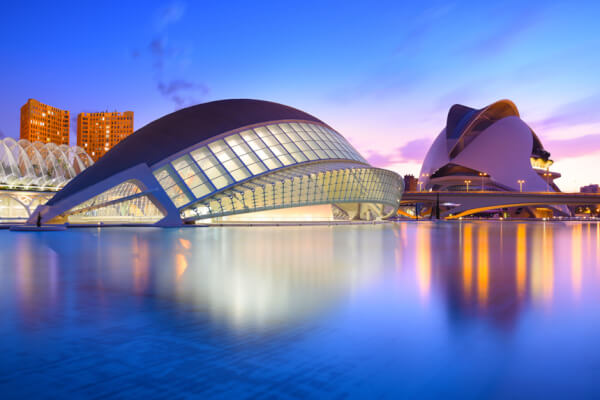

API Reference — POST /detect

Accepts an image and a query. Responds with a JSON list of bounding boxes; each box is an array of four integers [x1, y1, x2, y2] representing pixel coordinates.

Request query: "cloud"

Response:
[[531, 94, 600, 131], [396, 3, 455, 55], [132, 2, 210, 109], [157, 80, 209, 108], [467, 5, 546, 56], [156, 1, 186, 31], [365, 137, 432, 167], [327, 4, 456, 105], [545, 133, 600, 159]]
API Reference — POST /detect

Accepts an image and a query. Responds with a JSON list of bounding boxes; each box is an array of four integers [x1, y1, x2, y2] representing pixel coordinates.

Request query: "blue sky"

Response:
[[1, 0, 599, 190]]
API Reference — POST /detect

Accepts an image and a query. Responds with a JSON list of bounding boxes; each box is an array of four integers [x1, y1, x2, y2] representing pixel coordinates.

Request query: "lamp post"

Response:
[[543, 171, 552, 192], [517, 179, 525, 192], [418, 181, 423, 192], [420, 173, 429, 191], [464, 179, 472, 192], [478, 172, 487, 191]]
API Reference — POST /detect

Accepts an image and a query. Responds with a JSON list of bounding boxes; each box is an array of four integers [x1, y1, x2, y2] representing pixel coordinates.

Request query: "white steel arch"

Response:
[[0, 138, 94, 190]]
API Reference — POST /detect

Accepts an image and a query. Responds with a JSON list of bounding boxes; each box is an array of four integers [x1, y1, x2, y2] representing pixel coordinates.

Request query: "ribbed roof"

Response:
[[48, 99, 327, 206]]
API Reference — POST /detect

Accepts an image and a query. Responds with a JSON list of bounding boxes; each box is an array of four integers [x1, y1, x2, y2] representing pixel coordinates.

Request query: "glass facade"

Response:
[[49, 118, 403, 225], [60, 180, 164, 224], [66, 195, 164, 224], [180, 162, 401, 221], [153, 121, 368, 209]]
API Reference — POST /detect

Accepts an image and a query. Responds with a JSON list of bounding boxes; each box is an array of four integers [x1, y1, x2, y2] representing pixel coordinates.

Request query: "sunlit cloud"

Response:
[[366, 137, 432, 168], [546, 133, 600, 159], [531, 94, 600, 131]]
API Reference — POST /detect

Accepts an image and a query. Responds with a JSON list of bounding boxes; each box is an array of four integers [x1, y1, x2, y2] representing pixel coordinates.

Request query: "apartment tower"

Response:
[[77, 111, 134, 162], [20, 98, 70, 145]]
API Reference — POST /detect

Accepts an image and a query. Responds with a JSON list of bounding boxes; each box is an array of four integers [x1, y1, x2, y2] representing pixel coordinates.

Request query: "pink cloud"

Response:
[[546, 134, 600, 159], [366, 138, 432, 167]]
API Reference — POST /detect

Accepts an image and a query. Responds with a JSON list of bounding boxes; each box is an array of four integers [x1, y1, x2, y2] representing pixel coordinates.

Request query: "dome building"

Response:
[[32, 99, 403, 226], [418, 99, 565, 217]]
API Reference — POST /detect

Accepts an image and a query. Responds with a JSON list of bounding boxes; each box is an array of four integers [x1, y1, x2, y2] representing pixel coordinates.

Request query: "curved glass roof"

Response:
[[151, 121, 368, 209], [48, 99, 327, 206], [0, 138, 93, 190]]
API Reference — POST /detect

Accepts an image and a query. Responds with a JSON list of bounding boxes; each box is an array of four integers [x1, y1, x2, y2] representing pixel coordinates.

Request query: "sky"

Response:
[[0, 0, 599, 191]]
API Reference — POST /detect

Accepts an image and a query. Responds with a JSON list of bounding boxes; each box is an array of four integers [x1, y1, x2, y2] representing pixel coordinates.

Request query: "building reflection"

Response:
[[160, 226, 386, 330], [7, 221, 600, 335], [516, 224, 527, 298], [462, 224, 473, 300], [572, 224, 582, 298], [416, 224, 431, 301], [477, 226, 489, 307]]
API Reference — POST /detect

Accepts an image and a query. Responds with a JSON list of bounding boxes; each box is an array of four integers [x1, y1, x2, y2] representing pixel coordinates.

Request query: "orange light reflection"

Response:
[[516, 224, 527, 298], [416, 224, 431, 301], [463, 224, 473, 299], [477, 226, 489, 307]]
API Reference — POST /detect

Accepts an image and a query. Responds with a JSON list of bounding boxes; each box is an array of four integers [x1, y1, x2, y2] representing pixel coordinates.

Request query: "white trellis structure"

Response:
[[0, 138, 93, 190]]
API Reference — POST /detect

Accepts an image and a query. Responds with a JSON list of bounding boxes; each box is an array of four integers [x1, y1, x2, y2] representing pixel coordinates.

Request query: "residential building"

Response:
[[77, 111, 134, 161], [20, 98, 70, 145]]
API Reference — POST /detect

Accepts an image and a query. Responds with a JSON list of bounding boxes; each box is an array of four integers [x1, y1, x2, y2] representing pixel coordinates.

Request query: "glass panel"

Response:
[[225, 134, 245, 147], [254, 127, 270, 138], [247, 163, 266, 175], [208, 140, 229, 154]]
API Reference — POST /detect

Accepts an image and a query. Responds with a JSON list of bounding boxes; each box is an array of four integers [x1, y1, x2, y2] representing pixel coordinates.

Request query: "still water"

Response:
[[0, 221, 599, 399]]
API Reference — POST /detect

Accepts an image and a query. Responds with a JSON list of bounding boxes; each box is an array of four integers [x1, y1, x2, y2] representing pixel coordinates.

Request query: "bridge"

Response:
[[400, 191, 600, 219]]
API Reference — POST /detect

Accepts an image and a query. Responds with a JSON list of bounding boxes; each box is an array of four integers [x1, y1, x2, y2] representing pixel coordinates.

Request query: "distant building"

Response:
[[31, 99, 403, 226], [403, 174, 418, 191], [77, 111, 134, 162], [419, 99, 568, 218], [580, 184, 600, 193], [20, 98, 70, 145]]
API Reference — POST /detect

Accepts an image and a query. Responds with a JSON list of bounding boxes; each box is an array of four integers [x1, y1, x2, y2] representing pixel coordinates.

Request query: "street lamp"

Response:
[[543, 171, 552, 192], [517, 179, 525, 192], [478, 172, 487, 191], [464, 179, 472, 192], [418, 181, 423, 191], [420, 173, 429, 191]]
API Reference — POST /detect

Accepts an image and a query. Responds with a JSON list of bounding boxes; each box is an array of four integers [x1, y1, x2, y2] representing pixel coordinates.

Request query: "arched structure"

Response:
[[32, 99, 403, 226], [418, 99, 566, 217], [0, 138, 93, 190]]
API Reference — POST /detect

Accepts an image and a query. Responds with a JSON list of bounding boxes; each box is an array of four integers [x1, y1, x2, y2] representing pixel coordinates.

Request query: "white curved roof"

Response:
[[419, 100, 555, 193], [0, 138, 93, 190]]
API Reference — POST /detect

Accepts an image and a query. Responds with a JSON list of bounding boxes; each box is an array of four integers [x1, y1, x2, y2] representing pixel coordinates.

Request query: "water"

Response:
[[0, 221, 599, 399]]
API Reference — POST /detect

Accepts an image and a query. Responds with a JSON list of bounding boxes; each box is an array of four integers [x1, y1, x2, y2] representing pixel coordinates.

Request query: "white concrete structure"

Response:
[[31, 99, 403, 226], [0, 138, 93, 190], [418, 100, 566, 217]]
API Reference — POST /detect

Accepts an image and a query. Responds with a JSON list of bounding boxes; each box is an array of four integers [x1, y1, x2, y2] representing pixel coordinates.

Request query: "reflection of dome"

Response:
[[420, 100, 560, 193], [34, 99, 402, 226], [0, 138, 93, 190]]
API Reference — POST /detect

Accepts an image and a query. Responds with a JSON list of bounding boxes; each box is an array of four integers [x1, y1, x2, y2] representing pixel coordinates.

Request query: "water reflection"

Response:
[[2, 222, 600, 397], [462, 224, 473, 299], [516, 224, 527, 298], [572, 224, 582, 298], [477, 226, 489, 307], [4, 222, 600, 333], [416, 224, 431, 300]]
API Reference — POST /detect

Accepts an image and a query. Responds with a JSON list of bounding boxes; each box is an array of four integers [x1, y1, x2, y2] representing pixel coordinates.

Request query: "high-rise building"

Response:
[[403, 174, 418, 191], [580, 184, 600, 193], [20, 98, 70, 145], [77, 111, 134, 162]]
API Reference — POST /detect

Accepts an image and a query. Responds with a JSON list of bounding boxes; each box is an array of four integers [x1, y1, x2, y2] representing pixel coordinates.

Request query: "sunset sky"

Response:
[[1, 0, 599, 191]]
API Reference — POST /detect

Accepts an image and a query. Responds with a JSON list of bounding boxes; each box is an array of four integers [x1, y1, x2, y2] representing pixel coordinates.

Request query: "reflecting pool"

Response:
[[1, 221, 600, 398]]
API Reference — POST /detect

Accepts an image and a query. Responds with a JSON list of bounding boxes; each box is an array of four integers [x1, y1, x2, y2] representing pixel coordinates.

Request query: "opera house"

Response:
[[30, 99, 403, 226], [419, 99, 566, 217]]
